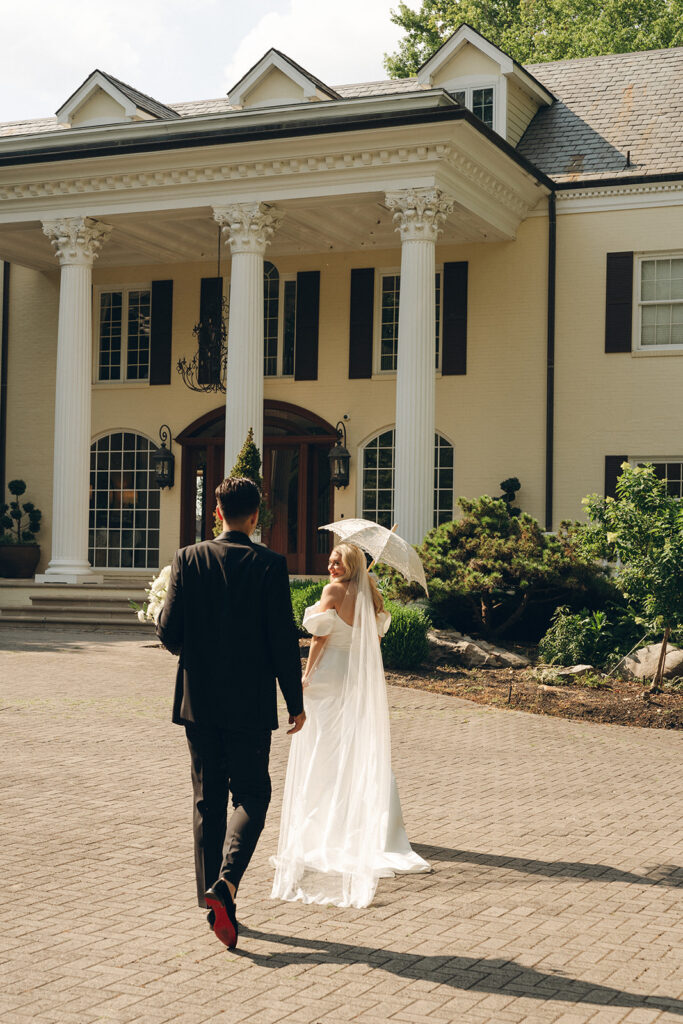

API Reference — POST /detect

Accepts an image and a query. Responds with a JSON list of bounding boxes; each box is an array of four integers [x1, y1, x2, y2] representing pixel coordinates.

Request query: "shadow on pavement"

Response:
[[412, 843, 683, 889], [234, 927, 683, 1015]]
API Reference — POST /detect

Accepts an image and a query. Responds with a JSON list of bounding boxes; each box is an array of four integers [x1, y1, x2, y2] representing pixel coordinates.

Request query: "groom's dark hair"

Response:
[[216, 476, 261, 520]]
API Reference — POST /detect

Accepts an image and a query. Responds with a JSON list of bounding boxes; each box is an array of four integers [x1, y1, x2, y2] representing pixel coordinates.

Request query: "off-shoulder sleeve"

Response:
[[377, 610, 392, 636], [302, 602, 336, 636]]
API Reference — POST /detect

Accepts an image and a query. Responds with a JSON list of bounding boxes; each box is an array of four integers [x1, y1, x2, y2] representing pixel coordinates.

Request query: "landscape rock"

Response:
[[427, 628, 530, 670], [555, 664, 596, 679], [619, 643, 683, 682]]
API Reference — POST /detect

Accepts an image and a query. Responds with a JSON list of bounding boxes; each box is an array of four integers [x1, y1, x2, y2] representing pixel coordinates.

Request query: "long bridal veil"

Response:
[[271, 563, 393, 908]]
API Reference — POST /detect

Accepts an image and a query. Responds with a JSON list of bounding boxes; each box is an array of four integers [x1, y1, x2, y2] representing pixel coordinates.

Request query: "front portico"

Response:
[[0, 85, 548, 581]]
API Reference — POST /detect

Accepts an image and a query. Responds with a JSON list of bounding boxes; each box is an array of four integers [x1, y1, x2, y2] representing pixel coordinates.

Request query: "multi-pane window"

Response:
[[380, 275, 401, 371], [639, 256, 683, 348], [97, 288, 151, 382], [452, 86, 495, 129], [472, 88, 494, 127], [263, 262, 280, 376], [361, 429, 454, 529], [89, 432, 160, 569], [379, 272, 442, 372], [633, 459, 683, 498], [434, 435, 455, 525], [263, 261, 297, 377]]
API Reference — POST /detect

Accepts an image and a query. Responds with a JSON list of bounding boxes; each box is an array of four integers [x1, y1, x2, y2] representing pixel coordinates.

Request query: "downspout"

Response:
[[545, 192, 556, 531], [0, 261, 9, 498]]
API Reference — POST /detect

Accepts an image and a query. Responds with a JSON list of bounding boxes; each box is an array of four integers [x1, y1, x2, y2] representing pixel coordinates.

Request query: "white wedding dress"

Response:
[[271, 574, 430, 908]]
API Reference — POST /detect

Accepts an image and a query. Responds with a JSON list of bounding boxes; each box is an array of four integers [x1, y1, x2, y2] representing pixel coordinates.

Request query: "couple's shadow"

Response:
[[234, 925, 683, 1016]]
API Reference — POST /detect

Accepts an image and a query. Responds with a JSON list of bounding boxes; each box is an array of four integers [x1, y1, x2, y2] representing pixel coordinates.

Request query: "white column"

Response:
[[385, 189, 453, 545], [36, 217, 111, 584], [213, 203, 282, 473]]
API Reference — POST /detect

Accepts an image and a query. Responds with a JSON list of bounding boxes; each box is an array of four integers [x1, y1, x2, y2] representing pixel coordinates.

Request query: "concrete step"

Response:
[[29, 596, 145, 613], [0, 610, 154, 626]]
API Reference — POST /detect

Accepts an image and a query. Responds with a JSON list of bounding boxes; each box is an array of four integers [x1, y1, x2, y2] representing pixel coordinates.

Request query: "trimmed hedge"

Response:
[[382, 602, 431, 670], [290, 581, 431, 668], [290, 579, 325, 634]]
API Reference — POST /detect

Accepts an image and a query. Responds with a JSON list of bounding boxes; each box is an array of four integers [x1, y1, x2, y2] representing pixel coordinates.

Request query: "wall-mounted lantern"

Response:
[[328, 421, 351, 489], [152, 424, 175, 489]]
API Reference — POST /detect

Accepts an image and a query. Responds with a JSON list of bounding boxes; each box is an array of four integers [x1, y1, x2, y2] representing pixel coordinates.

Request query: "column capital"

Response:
[[42, 216, 112, 266], [213, 202, 283, 256], [385, 188, 454, 243]]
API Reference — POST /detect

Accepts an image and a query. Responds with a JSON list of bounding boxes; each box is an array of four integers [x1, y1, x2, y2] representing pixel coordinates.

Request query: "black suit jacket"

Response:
[[156, 531, 303, 731]]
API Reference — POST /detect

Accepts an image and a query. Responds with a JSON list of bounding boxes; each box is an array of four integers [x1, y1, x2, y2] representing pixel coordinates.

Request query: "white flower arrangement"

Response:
[[130, 563, 172, 624]]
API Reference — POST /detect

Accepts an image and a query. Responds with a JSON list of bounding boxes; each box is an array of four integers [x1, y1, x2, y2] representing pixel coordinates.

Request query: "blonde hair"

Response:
[[332, 543, 384, 616]]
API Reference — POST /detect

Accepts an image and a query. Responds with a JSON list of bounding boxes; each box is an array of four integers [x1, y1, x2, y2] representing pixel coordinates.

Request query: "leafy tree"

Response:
[[385, 0, 683, 75], [582, 463, 683, 693], [380, 495, 612, 639]]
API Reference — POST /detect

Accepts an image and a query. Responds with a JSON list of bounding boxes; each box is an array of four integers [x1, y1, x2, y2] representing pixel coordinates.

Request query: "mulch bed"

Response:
[[384, 664, 683, 729]]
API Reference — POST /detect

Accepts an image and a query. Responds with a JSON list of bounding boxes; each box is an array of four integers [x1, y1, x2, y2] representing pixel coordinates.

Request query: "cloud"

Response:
[[0, 0, 409, 123], [223, 0, 406, 93]]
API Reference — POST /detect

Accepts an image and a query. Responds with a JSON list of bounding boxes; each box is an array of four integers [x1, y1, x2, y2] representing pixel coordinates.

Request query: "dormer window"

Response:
[[452, 86, 495, 129]]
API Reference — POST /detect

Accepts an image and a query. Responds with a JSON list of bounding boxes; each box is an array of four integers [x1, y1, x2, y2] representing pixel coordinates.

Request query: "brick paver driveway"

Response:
[[1, 626, 682, 1024]]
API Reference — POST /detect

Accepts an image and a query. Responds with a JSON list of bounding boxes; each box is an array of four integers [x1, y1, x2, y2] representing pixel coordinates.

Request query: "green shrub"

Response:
[[382, 602, 430, 670], [290, 580, 325, 634], [379, 498, 615, 641], [538, 605, 652, 669]]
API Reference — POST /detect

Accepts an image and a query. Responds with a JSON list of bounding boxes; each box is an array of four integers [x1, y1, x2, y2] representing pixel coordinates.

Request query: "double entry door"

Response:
[[182, 437, 333, 575]]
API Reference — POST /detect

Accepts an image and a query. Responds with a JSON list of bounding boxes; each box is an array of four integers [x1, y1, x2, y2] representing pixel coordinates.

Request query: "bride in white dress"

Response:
[[271, 542, 430, 908]]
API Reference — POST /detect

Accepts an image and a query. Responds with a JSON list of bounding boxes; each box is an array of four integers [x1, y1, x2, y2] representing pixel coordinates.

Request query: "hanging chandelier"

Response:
[[177, 226, 229, 394]]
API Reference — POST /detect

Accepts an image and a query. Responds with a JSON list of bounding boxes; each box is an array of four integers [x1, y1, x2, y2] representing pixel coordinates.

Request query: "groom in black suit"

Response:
[[157, 476, 305, 948]]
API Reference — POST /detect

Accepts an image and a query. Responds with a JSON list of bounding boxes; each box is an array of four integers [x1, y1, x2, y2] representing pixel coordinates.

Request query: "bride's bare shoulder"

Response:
[[320, 580, 347, 609]]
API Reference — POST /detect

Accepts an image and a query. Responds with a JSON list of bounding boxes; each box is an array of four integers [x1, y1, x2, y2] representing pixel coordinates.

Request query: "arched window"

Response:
[[361, 429, 454, 529], [263, 261, 279, 376], [89, 432, 160, 569]]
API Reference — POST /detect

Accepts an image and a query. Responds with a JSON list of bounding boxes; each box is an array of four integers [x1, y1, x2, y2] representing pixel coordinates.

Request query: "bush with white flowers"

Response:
[[130, 564, 172, 623]]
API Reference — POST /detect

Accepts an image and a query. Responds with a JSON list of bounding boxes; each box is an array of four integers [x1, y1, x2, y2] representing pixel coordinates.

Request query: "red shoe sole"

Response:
[[205, 895, 237, 948]]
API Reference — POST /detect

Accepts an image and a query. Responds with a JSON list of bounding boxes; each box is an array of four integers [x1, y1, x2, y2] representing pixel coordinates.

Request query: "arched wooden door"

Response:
[[177, 401, 337, 575]]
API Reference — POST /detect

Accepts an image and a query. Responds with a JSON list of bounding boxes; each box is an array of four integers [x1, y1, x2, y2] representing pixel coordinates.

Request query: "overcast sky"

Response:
[[0, 0, 410, 123]]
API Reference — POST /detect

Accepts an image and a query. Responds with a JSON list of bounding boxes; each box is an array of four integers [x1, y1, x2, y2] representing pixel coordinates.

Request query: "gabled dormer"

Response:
[[416, 24, 554, 145], [228, 49, 340, 109], [56, 70, 179, 128]]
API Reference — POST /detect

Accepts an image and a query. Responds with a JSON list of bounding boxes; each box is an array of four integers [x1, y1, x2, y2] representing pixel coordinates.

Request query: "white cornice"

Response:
[[524, 179, 683, 216], [556, 180, 683, 213]]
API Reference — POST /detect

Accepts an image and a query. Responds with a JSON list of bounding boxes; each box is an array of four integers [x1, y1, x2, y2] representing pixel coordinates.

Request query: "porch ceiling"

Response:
[[0, 192, 510, 271]]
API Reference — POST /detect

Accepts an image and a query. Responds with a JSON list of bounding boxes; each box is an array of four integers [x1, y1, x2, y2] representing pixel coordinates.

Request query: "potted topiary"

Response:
[[0, 480, 43, 578]]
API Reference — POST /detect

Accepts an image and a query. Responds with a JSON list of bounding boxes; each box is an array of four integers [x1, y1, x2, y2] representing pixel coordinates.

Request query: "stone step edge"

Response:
[[0, 611, 154, 626]]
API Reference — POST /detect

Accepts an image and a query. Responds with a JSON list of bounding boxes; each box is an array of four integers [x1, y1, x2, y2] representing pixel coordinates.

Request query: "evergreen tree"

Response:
[[214, 428, 272, 535]]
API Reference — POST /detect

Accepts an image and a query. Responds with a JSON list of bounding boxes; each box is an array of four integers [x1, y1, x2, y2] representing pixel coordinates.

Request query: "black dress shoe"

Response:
[[204, 879, 238, 948]]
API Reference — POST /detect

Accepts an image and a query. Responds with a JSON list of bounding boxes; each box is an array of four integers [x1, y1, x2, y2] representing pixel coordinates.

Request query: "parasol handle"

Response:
[[368, 523, 398, 572]]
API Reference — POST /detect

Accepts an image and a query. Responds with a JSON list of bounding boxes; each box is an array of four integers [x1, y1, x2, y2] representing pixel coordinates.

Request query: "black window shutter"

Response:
[[442, 261, 468, 375], [605, 455, 627, 497], [149, 280, 173, 385], [349, 268, 374, 379], [198, 277, 223, 385], [294, 271, 320, 381], [605, 252, 633, 353]]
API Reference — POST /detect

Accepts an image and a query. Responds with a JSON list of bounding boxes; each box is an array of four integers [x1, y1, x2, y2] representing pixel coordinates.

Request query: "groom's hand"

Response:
[[287, 711, 306, 735]]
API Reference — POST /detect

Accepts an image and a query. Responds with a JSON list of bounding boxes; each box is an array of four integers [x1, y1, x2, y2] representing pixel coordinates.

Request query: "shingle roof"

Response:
[[1, 48, 682, 185], [519, 47, 683, 182], [96, 70, 181, 120]]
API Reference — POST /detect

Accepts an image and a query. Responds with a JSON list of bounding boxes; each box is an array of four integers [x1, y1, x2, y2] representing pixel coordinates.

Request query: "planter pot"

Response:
[[0, 544, 41, 579]]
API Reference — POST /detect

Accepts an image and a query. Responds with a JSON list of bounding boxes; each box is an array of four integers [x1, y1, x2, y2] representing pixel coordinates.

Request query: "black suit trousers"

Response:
[[185, 722, 272, 907]]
